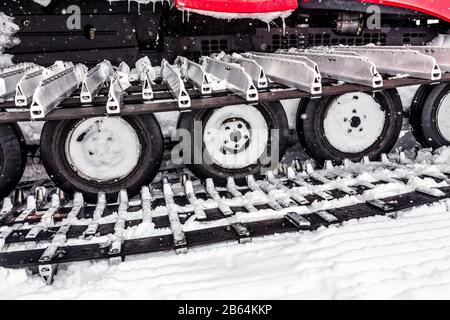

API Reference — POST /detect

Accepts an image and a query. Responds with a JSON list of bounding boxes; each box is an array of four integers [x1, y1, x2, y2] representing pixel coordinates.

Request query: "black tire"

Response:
[[409, 83, 450, 149], [297, 90, 403, 164], [0, 124, 27, 199], [41, 115, 164, 203], [177, 102, 289, 185]]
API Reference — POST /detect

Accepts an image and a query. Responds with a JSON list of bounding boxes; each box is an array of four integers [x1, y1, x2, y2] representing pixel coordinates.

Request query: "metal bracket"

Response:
[[231, 223, 251, 244], [15, 68, 45, 107], [162, 59, 191, 109], [30, 65, 82, 119], [380, 46, 450, 73], [280, 49, 383, 88], [176, 56, 212, 95], [201, 57, 259, 101], [230, 53, 268, 88], [242, 52, 322, 95], [142, 65, 155, 100], [134, 57, 156, 101], [38, 264, 59, 285], [80, 60, 113, 103], [331, 46, 441, 80], [106, 62, 131, 114]]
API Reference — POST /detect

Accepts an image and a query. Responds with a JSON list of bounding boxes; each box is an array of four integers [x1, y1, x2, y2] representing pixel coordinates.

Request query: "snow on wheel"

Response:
[[0, 124, 27, 199], [297, 90, 403, 164], [410, 83, 450, 149], [203, 105, 269, 169], [40, 114, 164, 202], [323, 93, 386, 153], [177, 102, 289, 184], [65, 117, 141, 182]]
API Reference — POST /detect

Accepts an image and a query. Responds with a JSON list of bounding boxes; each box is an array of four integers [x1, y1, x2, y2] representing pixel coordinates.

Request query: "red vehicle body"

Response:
[[175, 0, 450, 22]]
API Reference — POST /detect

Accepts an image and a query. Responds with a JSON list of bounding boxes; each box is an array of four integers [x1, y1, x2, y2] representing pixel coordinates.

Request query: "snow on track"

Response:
[[1, 199, 449, 299]]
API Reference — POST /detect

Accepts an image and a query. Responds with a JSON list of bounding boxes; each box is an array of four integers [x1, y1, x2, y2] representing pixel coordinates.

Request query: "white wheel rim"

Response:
[[65, 117, 142, 182], [203, 105, 269, 169], [323, 93, 386, 153], [437, 91, 450, 143]]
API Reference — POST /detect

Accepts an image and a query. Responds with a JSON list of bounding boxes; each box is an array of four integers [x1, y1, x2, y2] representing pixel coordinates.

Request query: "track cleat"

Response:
[[324, 160, 334, 171], [416, 187, 446, 198], [316, 210, 338, 223], [314, 191, 334, 201], [14, 196, 37, 223], [25, 226, 43, 240], [206, 179, 233, 216], [0, 197, 13, 223], [140, 186, 154, 222]]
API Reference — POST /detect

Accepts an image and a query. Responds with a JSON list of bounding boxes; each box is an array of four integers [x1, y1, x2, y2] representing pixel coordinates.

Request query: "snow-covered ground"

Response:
[[1, 199, 450, 299]]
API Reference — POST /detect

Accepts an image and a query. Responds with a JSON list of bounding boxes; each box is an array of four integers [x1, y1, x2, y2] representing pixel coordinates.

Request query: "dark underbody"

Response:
[[3, 0, 448, 67]]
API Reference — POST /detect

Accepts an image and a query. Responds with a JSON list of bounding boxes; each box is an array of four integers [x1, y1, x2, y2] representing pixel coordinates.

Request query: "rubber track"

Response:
[[1, 162, 449, 269]]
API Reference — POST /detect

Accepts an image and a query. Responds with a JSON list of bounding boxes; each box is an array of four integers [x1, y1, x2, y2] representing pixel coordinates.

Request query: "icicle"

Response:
[[267, 22, 271, 32], [282, 16, 286, 36]]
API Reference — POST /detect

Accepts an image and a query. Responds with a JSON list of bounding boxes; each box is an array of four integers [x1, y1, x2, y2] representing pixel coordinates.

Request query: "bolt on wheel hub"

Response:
[[65, 117, 142, 182], [220, 119, 251, 154]]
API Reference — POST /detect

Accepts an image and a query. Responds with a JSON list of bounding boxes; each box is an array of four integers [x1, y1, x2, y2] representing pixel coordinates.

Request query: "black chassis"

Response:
[[3, 0, 447, 67]]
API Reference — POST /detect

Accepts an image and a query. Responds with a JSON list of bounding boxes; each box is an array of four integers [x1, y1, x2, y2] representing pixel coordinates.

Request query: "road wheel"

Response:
[[410, 83, 450, 149], [297, 90, 403, 164], [177, 102, 289, 185], [0, 124, 27, 199], [41, 115, 164, 202]]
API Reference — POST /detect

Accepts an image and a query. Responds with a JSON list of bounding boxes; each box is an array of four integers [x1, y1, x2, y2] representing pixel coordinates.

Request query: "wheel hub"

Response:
[[323, 93, 386, 153], [203, 105, 269, 169], [220, 119, 251, 154], [349, 116, 362, 129], [65, 117, 142, 182]]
